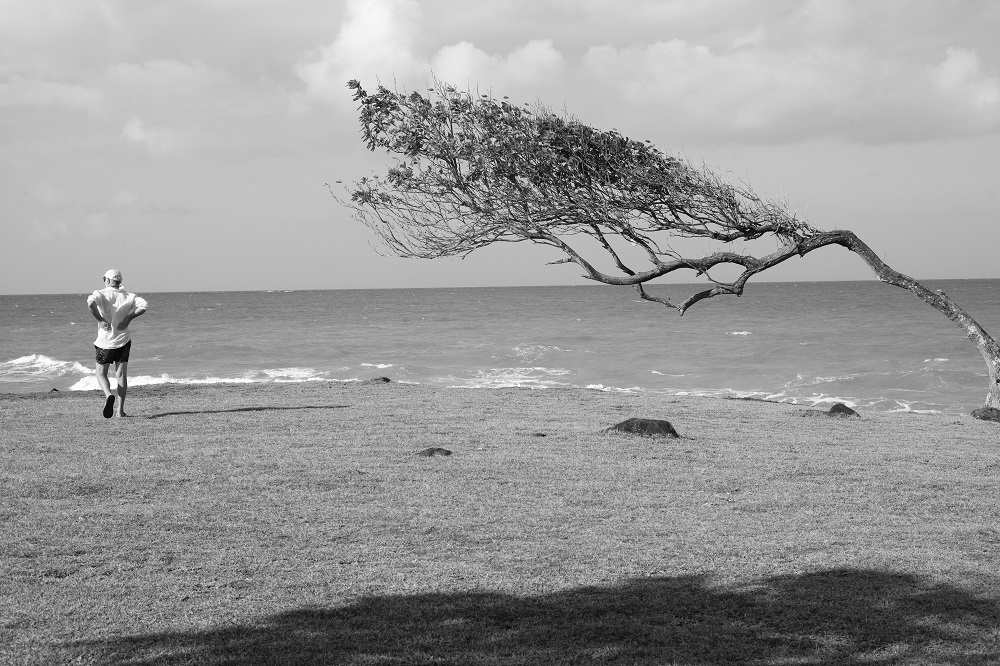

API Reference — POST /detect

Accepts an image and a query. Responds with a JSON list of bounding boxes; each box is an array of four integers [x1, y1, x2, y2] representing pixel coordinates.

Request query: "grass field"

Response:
[[2, 381, 1000, 665]]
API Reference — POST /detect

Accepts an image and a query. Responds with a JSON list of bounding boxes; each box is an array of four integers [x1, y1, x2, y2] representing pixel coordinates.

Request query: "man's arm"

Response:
[[119, 307, 147, 329], [88, 301, 111, 330]]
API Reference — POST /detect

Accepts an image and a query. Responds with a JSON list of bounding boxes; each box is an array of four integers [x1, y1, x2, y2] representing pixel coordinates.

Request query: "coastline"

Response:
[[6, 280, 1000, 414], [4, 380, 1000, 663]]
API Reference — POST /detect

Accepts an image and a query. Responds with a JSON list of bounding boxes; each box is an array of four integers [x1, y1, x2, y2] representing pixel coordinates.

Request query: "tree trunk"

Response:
[[825, 230, 1000, 409]]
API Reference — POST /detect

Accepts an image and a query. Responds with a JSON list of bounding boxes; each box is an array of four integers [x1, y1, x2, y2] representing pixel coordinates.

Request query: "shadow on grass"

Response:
[[73, 568, 1000, 665], [146, 405, 350, 419]]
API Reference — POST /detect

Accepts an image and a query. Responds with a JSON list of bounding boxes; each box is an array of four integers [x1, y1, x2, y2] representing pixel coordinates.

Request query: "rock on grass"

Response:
[[605, 417, 679, 438]]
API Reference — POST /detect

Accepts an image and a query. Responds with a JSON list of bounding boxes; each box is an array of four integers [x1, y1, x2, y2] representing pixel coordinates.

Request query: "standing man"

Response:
[[87, 269, 148, 418]]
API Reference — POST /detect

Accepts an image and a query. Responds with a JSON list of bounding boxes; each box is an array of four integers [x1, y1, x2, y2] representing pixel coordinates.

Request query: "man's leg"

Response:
[[95, 362, 115, 417], [114, 361, 128, 417], [95, 362, 113, 397]]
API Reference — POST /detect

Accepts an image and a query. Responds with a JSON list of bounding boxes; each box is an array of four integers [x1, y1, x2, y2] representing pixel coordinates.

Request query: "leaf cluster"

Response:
[[341, 79, 821, 311]]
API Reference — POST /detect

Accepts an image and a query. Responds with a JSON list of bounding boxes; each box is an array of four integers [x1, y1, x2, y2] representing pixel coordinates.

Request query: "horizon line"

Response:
[[2, 276, 998, 297]]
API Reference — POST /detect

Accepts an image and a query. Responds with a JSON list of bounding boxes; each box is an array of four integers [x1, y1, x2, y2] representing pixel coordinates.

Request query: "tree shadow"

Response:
[[146, 405, 350, 419], [71, 568, 1000, 665]]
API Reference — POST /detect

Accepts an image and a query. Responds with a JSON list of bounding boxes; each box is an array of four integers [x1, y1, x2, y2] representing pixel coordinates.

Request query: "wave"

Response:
[[67, 366, 336, 391], [0, 354, 92, 383], [44, 359, 949, 414], [508, 344, 569, 363], [2, 353, 960, 414], [442, 366, 573, 389]]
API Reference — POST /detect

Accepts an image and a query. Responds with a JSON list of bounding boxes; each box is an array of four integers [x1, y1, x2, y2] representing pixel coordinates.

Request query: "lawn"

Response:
[[2, 381, 999, 664]]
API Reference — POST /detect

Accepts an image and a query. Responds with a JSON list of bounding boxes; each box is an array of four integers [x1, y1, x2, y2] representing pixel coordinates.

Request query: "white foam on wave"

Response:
[[728, 331, 752, 336], [444, 366, 572, 389], [682, 387, 864, 409], [923, 358, 949, 363], [68, 367, 334, 391], [509, 344, 568, 362], [361, 363, 394, 369], [586, 384, 640, 393], [262, 367, 329, 381], [0, 354, 92, 383]]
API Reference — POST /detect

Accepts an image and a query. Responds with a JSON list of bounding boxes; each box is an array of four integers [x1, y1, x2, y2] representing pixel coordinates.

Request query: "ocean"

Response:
[[2, 280, 998, 415]]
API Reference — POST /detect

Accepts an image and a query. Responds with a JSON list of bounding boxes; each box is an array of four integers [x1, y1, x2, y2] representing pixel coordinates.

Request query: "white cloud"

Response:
[[85, 212, 110, 236], [27, 218, 71, 242], [577, 39, 1000, 143], [106, 59, 230, 98], [121, 116, 196, 158], [296, 0, 425, 106], [0, 75, 102, 111], [290, 0, 998, 143], [28, 183, 66, 206], [432, 39, 566, 90], [110, 190, 139, 208], [579, 39, 869, 139], [931, 47, 1000, 110]]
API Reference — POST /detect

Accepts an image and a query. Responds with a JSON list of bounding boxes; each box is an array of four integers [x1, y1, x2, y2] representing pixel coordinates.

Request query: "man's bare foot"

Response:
[[115, 410, 129, 418]]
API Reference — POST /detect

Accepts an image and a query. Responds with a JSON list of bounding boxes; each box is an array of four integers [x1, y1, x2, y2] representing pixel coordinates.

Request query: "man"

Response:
[[87, 269, 148, 418]]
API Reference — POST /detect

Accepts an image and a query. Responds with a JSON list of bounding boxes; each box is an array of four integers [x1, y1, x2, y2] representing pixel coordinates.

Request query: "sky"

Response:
[[2, 0, 998, 295]]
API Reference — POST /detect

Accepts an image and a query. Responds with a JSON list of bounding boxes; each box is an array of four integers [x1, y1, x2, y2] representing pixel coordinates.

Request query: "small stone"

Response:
[[828, 403, 859, 417], [971, 407, 1000, 422], [605, 417, 679, 438], [531, 432, 547, 437], [416, 447, 452, 456], [359, 376, 391, 384]]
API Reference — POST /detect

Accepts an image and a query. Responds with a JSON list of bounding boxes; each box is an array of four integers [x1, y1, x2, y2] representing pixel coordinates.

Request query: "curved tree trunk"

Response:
[[824, 230, 1000, 410]]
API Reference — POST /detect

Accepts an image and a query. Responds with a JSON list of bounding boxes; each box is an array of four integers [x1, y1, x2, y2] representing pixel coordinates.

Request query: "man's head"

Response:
[[103, 269, 122, 287]]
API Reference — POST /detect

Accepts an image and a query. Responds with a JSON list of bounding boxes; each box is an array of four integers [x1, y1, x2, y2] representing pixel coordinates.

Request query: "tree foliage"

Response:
[[339, 79, 1000, 409], [343, 79, 829, 312]]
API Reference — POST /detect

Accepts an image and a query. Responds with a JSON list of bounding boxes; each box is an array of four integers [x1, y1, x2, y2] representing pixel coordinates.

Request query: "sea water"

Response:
[[2, 280, 998, 415]]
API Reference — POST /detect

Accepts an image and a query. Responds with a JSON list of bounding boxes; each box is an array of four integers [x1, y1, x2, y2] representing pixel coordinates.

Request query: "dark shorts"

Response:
[[95, 340, 131, 365]]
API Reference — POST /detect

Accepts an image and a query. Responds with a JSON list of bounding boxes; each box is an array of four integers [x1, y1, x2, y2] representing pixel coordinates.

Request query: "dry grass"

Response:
[[2, 381, 999, 665]]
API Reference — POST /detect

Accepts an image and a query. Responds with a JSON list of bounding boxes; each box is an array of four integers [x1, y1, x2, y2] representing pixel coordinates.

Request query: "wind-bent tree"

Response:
[[339, 79, 1000, 410]]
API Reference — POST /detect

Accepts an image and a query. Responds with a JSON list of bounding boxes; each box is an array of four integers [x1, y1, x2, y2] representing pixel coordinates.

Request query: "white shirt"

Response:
[[87, 287, 148, 349]]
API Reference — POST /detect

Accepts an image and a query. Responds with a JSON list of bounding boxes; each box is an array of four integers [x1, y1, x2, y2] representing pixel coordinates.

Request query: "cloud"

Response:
[[296, 0, 425, 106], [110, 190, 139, 208], [297, 0, 565, 106], [106, 59, 230, 98], [431, 39, 566, 90], [577, 39, 1000, 143], [931, 47, 999, 110], [28, 183, 66, 206], [85, 212, 110, 236], [26, 218, 71, 242], [0, 75, 102, 111], [121, 116, 197, 158], [292, 0, 998, 144], [24, 212, 108, 242]]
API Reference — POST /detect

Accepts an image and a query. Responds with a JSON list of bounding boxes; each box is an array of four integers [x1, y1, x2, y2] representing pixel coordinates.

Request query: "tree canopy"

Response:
[[339, 79, 1000, 410]]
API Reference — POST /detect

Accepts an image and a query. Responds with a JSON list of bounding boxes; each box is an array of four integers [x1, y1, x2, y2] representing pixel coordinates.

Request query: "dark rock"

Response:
[[50, 388, 59, 392], [828, 403, 859, 417], [606, 417, 679, 438], [359, 376, 391, 384], [531, 432, 547, 437], [971, 407, 1000, 422], [416, 447, 452, 457]]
